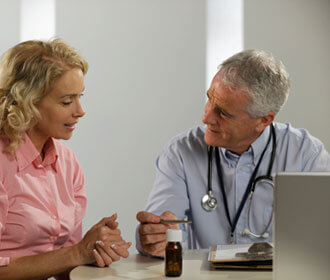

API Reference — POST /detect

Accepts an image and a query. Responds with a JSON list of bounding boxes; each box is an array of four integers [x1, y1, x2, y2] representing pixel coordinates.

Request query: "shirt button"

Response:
[[50, 236, 56, 241], [51, 215, 57, 220], [240, 166, 250, 172]]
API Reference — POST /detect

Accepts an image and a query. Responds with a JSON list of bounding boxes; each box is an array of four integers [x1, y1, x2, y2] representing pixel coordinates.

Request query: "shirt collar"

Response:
[[250, 125, 271, 165], [218, 125, 271, 167], [219, 147, 239, 168], [16, 133, 59, 172], [42, 138, 59, 172]]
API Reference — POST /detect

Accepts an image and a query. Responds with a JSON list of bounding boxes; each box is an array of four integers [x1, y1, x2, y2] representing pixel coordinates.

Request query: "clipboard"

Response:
[[208, 243, 273, 270]]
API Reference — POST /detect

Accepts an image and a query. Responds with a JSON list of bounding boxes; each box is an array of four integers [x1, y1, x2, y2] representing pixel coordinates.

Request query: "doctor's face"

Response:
[[202, 72, 263, 155]]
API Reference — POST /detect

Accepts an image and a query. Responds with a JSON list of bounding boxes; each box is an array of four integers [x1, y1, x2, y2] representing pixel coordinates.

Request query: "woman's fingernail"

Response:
[[111, 244, 116, 249], [96, 240, 104, 246]]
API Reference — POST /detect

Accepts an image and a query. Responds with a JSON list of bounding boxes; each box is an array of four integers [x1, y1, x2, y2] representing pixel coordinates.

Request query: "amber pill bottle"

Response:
[[165, 229, 182, 277]]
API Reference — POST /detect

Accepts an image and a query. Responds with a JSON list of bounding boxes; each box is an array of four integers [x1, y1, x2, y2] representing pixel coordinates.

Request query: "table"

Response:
[[70, 249, 273, 279]]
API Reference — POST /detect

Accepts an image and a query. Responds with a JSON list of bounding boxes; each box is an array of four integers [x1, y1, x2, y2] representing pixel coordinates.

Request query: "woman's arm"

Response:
[[0, 216, 130, 280], [1, 244, 81, 280]]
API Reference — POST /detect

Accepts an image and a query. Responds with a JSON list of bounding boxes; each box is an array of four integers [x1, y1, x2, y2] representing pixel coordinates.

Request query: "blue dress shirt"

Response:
[[137, 122, 330, 252]]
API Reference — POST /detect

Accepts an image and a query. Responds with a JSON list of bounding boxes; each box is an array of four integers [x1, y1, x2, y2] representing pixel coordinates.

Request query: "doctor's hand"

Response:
[[136, 211, 179, 257]]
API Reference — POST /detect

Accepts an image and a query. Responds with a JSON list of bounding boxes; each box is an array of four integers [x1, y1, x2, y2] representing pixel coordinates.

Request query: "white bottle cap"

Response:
[[166, 229, 182, 242]]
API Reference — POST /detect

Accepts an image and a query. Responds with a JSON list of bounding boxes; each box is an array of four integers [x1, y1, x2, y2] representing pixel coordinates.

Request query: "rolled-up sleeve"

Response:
[[135, 145, 191, 253], [146, 150, 190, 218]]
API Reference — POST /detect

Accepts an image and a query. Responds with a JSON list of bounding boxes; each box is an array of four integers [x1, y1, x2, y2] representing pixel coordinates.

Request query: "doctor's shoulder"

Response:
[[274, 122, 330, 169], [275, 122, 327, 150], [162, 125, 207, 157]]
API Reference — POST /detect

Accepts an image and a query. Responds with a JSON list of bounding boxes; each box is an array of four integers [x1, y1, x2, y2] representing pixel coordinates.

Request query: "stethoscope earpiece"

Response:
[[241, 228, 270, 239]]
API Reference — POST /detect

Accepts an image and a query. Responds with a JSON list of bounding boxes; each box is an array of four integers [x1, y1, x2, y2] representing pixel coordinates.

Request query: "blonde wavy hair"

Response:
[[0, 38, 88, 154]]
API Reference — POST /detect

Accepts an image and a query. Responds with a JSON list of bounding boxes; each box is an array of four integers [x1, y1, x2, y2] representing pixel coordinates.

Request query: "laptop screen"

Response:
[[274, 172, 330, 280]]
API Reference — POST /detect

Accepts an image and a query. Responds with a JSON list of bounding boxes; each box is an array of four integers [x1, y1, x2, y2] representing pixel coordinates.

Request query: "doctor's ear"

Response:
[[256, 112, 274, 133]]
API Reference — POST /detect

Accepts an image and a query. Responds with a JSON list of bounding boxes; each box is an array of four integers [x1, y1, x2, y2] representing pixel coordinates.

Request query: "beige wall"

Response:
[[244, 0, 330, 150], [56, 0, 206, 251], [0, 0, 20, 55]]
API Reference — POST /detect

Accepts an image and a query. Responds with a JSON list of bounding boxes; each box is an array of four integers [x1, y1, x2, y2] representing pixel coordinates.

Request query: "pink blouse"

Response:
[[0, 133, 87, 266]]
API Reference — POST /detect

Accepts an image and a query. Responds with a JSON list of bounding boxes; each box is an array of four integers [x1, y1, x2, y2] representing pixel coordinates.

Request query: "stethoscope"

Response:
[[201, 123, 276, 240]]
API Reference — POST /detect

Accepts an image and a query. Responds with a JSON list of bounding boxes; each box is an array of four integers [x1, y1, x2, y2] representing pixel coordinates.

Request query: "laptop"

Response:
[[274, 172, 330, 280]]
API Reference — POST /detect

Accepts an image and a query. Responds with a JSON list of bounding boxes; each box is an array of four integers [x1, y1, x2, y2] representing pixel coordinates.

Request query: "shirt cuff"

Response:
[[0, 256, 10, 266]]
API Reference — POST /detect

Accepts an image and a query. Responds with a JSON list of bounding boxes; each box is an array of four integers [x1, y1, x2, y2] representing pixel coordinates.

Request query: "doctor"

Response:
[[136, 49, 330, 257]]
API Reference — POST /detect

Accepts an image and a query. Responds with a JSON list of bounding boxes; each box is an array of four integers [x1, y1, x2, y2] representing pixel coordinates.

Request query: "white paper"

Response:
[[213, 244, 251, 260]]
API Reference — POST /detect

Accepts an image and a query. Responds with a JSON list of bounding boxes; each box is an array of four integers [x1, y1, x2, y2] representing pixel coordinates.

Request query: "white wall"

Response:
[[20, 0, 55, 42], [56, 0, 205, 251], [244, 0, 330, 150], [206, 0, 243, 87], [0, 0, 20, 55]]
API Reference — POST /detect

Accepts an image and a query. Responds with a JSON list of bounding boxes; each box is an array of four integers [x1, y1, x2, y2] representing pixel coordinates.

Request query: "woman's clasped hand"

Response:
[[77, 213, 131, 267]]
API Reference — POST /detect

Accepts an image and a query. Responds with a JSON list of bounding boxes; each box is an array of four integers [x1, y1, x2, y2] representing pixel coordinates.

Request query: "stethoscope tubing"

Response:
[[203, 123, 276, 239], [207, 145, 213, 194]]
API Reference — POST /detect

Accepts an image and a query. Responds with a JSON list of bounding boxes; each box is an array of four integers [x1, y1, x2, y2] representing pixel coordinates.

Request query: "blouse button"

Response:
[[51, 215, 57, 220], [50, 236, 56, 241]]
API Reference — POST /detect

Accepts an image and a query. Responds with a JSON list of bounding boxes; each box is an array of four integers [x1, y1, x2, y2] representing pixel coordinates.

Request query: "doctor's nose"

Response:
[[202, 100, 215, 125]]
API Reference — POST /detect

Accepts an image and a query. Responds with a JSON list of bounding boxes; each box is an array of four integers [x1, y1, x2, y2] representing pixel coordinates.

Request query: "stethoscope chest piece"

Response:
[[201, 191, 217, 212]]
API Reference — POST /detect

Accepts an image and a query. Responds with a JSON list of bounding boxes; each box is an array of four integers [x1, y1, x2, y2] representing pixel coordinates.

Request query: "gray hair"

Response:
[[218, 49, 290, 118]]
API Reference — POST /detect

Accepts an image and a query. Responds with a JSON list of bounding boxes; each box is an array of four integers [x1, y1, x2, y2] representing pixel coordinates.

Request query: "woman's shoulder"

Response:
[[0, 137, 10, 153], [0, 139, 17, 182], [0, 138, 14, 163]]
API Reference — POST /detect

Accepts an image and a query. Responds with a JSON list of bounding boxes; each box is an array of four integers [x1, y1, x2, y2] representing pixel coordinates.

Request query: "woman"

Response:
[[0, 39, 131, 279]]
